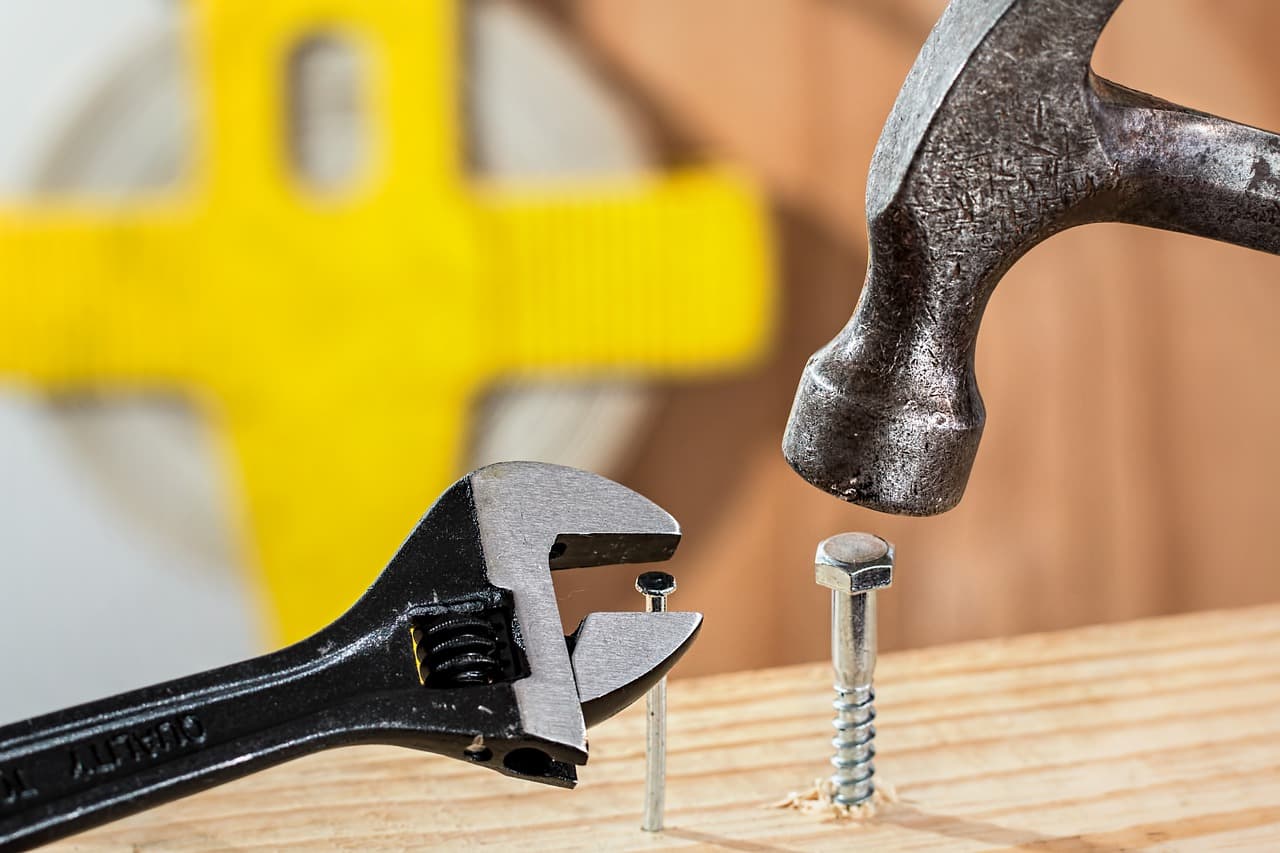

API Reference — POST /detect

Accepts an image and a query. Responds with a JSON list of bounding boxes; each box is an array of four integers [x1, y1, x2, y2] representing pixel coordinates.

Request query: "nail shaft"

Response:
[[635, 571, 677, 832]]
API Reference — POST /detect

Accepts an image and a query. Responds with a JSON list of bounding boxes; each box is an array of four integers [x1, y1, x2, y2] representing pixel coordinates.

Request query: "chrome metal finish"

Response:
[[635, 571, 677, 832], [815, 533, 893, 806]]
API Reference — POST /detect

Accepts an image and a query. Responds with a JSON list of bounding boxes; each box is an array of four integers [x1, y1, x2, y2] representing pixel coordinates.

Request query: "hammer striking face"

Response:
[[784, 0, 1280, 515]]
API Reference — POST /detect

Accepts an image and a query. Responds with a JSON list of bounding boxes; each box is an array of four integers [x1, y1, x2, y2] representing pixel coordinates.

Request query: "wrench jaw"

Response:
[[466, 462, 694, 785], [354, 462, 690, 788], [467, 463, 683, 776]]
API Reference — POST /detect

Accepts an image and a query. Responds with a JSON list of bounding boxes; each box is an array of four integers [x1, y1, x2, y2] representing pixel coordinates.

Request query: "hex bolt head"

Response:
[[815, 533, 894, 593]]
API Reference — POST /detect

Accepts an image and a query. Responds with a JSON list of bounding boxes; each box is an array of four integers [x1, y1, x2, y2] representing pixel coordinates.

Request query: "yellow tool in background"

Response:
[[0, 0, 772, 640]]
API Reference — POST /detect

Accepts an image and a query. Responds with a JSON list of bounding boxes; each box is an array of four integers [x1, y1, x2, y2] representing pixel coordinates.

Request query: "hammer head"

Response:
[[784, 0, 1124, 514]]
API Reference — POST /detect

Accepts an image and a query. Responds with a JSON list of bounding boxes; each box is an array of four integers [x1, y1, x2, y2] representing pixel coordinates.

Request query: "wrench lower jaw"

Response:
[[570, 611, 703, 728]]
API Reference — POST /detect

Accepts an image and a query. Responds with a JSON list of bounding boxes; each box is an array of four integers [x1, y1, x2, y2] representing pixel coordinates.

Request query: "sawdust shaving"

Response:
[[769, 778, 898, 822]]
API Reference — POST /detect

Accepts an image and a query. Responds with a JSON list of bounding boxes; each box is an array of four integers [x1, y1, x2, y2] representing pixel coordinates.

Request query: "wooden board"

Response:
[[53, 604, 1280, 850]]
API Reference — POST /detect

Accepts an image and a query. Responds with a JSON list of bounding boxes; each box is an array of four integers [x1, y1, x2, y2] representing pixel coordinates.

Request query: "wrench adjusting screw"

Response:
[[636, 570, 678, 832], [814, 533, 894, 807]]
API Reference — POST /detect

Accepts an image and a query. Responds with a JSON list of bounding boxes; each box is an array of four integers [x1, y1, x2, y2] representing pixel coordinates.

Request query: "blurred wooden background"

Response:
[[536, 0, 1280, 676]]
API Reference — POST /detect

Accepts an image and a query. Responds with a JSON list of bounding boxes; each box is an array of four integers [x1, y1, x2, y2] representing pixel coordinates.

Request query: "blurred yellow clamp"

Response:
[[0, 0, 773, 641]]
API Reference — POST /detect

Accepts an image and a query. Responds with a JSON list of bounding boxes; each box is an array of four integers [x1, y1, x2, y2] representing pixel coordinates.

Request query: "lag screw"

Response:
[[814, 533, 894, 806]]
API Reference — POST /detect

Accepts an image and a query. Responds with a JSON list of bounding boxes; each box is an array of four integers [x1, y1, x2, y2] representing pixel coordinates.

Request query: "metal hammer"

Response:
[[783, 0, 1280, 515]]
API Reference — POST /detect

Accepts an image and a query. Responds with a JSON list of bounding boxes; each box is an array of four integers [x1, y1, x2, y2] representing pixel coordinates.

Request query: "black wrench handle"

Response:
[[0, 630, 379, 851]]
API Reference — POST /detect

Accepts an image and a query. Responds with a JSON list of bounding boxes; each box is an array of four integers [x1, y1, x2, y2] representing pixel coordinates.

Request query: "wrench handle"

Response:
[[0, 632, 377, 850]]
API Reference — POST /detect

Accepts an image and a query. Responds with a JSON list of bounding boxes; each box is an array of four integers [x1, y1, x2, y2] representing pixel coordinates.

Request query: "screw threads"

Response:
[[830, 684, 876, 805]]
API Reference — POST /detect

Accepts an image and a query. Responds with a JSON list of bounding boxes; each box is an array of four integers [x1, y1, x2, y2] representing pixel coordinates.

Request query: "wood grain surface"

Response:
[[524, 0, 1280, 676], [55, 604, 1280, 850]]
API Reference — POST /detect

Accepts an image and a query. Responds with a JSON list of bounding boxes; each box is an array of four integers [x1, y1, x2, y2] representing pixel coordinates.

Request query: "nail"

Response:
[[636, 570, 677, 832]]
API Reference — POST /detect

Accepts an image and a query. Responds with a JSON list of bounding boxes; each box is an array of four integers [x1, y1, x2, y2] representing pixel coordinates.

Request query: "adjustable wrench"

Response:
[[0, 462, 701, 850]]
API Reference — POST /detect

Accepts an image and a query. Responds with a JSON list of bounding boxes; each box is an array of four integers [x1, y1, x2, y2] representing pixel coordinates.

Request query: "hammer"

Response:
[[783, 0, 1280, 515]]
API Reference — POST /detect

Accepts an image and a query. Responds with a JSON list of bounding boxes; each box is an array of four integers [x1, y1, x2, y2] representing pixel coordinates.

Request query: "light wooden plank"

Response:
[[49, 604, 1280, 851]]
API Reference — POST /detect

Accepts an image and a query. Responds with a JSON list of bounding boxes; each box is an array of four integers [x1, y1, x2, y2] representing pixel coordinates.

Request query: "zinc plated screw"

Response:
[[814, 533, 894, 807], [636, 570, 677, 832]]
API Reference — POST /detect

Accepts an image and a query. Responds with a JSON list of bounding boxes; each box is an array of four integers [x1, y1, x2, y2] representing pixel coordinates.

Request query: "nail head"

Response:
[[635, 571, 677, 597]]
